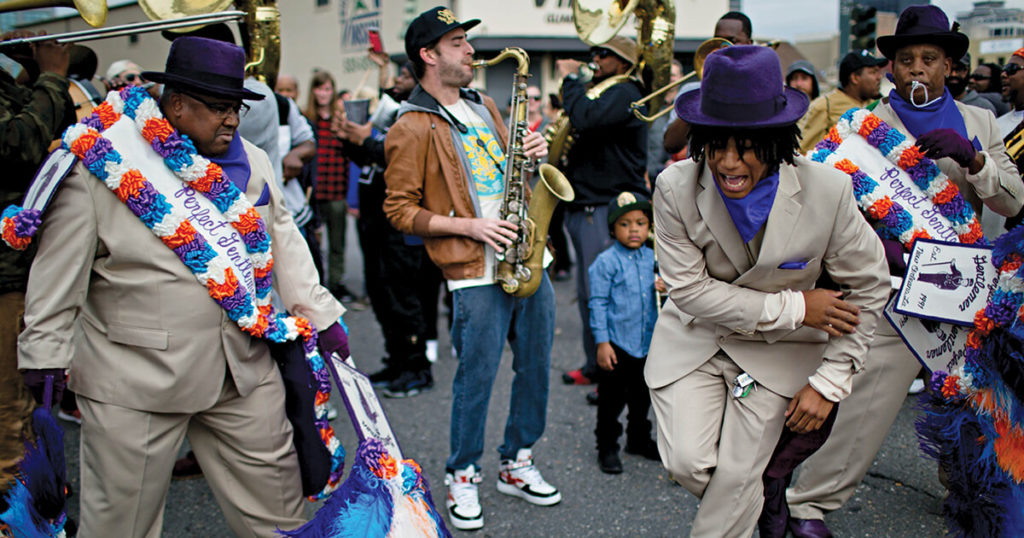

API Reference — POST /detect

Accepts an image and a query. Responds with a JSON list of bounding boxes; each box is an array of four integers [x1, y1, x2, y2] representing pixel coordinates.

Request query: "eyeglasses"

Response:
[[590, 47, 613, 59], [969, 73, 989, 80], [528, 95, 542, 101], [1004, 63, 1024, 76], [182, 91, 250, 118], [121, 73, 144, 83]]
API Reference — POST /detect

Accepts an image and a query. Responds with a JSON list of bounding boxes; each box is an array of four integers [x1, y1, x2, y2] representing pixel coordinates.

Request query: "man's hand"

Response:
[[368, 48, 389, 68], [655, 276, 667, 294], [916, 128, 982, 173], [463, 217, 518, 253], [785, 384, 834, 434], [556, 59, 583, 78], [21, 368, 65, 406], [317, 322, 349, 360], [32, 33, 69, 77], [339, 119, 373, 145], [597, 342, 617, 371], [801, 289, 860, 337], [521, 130, 548, 160], [282, 151, 305, 180]]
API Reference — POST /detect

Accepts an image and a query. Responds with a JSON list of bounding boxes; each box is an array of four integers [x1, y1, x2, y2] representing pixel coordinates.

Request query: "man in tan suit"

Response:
[[648, 45, 890, 537], [785, 7, 1024, 538], [17, 37, 345, 537]]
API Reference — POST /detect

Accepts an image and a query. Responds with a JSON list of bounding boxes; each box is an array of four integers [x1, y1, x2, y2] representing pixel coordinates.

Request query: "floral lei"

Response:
[[1, 86, 344, 500], [810, 107, 985, 250]]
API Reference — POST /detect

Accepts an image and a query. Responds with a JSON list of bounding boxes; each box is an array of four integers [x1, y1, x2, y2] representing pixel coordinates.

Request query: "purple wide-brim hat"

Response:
[[675, 45, 808, 128], [142, 36, 264, 101], [876, 5, 969, 61]]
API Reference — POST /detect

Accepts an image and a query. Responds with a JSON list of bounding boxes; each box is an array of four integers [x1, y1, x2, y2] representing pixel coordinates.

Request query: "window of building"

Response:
[[316, 0, 328, 6]]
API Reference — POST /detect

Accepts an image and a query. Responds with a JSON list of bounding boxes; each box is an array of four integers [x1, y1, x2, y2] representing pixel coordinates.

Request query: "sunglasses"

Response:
[[182, 91, 250, 118], [1004, 63, 1024, 76], [528, 95, 542, 101], [969, 73, 989, 80], [121, 73, 144, 83], [590, 47, 614, 59]]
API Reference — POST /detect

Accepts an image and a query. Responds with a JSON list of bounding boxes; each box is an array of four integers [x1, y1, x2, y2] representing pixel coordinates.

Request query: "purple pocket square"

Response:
[[778, 261, 808, 270]]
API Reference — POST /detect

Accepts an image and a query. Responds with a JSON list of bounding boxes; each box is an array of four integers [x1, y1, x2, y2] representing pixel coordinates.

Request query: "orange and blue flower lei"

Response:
[[810, 108, 985, 250]]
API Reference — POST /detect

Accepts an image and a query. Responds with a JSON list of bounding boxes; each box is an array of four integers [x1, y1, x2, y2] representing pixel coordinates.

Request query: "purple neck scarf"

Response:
[[208, 132, 251, 192], [715, 171, 780, 244], [888, 87, 982, 151]]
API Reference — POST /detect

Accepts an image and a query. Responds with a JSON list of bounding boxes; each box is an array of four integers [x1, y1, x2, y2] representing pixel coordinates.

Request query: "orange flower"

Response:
[[94, 103, 119, 129], [858, 114, 882, 137], [376, 455, 398, 479], [141, 117, 174, 143], [162, 220, 197, 248], [867, 197, 893, 219], [966, 330, 983, 349], [69, 130, 100, 158], [974, 310, 995, 336], [207, 269, 239, 300], [835, 159, 858, 174], [932, 183, 959, 205], [114, 169, 146, 202], [898, 146, 925, 169], [941, 375, 961, 399], [825, 127, 841, 143], [1, 220, 30, 251], [190, 164, 222, 192], [235, 208, 262, 234]]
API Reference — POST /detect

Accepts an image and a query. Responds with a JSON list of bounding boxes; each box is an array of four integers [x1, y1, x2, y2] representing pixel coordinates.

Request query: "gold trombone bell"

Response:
[[0, 0, 107, 27], [630, 37, 731, 122], [574, 0, 640, 46]]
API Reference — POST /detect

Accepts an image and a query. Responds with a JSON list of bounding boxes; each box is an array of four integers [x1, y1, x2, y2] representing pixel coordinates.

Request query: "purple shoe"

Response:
[[788, 518, 834, 538]]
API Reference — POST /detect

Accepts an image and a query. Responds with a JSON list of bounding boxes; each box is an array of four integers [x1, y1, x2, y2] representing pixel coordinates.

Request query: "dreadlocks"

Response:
[[687, 123, 802, 171]]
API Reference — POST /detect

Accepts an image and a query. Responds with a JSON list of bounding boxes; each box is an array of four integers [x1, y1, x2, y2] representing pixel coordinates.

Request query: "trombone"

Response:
[[0, 11, 248, 47], [630, 37, 731, 122]]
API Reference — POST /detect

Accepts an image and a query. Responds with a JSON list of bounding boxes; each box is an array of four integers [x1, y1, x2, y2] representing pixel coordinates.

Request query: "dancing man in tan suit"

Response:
[[785, 6, 1024, 537], [17, 37, 346, 537], [647, 45, 890, 537]]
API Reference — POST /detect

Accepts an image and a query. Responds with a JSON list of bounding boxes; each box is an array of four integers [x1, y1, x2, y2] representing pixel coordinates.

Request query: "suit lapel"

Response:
[[734, 164, 803, 287], [695, 162, 752, 275]]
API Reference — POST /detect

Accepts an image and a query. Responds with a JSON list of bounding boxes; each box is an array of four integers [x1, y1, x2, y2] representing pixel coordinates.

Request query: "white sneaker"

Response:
[[908, 378, 926, 395], [496, 448, 562, 506], [445, 465, 484, 530], [426, 339, 438, 363]]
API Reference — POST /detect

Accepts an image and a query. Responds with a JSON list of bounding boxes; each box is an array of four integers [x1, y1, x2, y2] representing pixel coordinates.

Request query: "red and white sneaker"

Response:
[[496, 448, 561, 506], [445, 465, 484, 530]]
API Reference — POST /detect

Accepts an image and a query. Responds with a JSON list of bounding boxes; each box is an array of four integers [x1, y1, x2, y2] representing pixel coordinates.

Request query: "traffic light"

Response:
[[850, 5, 878, 52]]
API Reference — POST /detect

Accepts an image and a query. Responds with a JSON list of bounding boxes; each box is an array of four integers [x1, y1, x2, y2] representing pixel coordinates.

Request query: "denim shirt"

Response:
[[588, 242, 657, 358]]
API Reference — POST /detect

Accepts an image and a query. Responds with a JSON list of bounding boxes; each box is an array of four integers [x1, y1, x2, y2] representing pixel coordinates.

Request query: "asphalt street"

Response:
[[57, 224, 948, 537]]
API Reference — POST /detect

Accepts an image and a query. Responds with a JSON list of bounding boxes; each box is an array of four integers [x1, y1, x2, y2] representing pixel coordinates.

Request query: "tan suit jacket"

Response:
[[646, 156, 890, 398], [18, 138, 343, 413], [873, 99, 1023, 218]]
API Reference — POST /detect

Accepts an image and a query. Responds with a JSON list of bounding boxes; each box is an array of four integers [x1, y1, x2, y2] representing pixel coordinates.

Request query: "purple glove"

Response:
[[915, 128, 977, 168], [318, 322, 350, 360], [21, 368, 65, 406]]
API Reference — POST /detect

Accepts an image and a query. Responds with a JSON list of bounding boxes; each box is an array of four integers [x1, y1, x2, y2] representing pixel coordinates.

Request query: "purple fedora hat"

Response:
[[674, 45, 808, 128], [142, 36, 264, 100], [876, 5, 968, 61]]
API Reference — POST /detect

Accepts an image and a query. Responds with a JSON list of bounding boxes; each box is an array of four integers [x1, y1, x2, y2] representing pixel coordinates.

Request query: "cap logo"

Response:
[[617, 192, 637, 206], [437, 9, 458, 24]]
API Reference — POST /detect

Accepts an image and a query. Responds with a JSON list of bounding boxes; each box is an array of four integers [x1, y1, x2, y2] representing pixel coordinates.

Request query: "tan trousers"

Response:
[[786, 329, 920, 520], [651, 352, 789, 538], [77, 365, 305, 537]]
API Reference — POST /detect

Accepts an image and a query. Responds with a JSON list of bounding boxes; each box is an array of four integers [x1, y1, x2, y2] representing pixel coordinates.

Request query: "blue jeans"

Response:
[[446, 273, 555, 471]]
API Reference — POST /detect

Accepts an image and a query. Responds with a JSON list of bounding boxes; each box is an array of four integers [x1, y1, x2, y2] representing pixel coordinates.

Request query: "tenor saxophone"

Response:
[[472, 48, 575, 297]]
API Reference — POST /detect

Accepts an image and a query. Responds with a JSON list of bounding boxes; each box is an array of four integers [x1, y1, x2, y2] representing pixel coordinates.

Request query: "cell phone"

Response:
[[368, 28, 383, 53]]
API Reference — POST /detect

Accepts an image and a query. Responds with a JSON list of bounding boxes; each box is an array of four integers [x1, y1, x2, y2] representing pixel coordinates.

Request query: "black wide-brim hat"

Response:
[[142, 36, 264, 101], [876, 5, 969, 61], [675, 45, 808, 128]]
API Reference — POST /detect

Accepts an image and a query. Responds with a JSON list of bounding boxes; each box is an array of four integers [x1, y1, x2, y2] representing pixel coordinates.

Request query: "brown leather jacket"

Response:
[[383, 85, 511, 281]]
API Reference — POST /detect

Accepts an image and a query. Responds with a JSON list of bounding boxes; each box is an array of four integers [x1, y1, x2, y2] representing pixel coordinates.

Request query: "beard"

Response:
[[439, 59, 473, 88], [946, 76, 967, 97]]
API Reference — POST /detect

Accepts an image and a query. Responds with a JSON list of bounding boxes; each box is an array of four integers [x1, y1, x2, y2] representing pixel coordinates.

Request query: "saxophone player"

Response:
[[383, 7, 560, 532], [555, 36, 650, 390]]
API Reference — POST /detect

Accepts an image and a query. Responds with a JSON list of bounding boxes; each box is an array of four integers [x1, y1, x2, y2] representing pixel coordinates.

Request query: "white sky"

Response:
[[749, 0, 1024, 41]]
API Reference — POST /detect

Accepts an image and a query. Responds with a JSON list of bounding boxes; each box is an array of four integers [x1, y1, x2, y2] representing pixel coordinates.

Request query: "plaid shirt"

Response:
[[313, 116, 348, 202]]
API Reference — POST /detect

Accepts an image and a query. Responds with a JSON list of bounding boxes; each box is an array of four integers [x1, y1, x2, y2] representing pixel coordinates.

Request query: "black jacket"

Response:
[[561, 75, 649, 207]]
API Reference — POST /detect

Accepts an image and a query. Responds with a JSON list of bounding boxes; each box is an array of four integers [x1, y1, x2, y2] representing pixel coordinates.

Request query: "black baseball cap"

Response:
[[404, 7, 480, 64], [839, 49, 888, 85]]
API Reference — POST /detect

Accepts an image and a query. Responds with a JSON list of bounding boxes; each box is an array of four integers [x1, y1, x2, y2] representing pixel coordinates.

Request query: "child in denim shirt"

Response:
[[589, 191, 666, 474]]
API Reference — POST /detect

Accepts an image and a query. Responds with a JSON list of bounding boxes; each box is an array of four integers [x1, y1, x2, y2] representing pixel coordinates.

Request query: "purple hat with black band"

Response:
[[142, 36, 264, 101], [876, 5, 969, 61], [674, 45, 808, 128]]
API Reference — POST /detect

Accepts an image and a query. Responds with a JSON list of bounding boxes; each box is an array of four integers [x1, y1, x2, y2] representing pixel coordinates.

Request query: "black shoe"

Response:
[[598, 449, 622, 474], [331, 284, 357, 303], [585, 389, 599, 406], [172, 451, 203, 480], [624, 439, 661, 461], [383, 370, 434, 398], [368, 364, 400, 388]]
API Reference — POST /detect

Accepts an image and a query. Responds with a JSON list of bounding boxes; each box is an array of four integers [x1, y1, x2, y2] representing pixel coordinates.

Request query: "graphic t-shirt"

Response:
[[446, 99, 505, 291]]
